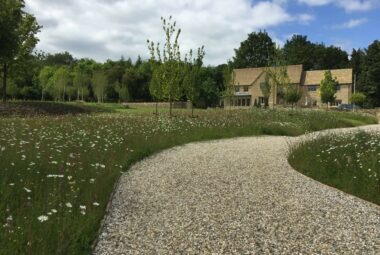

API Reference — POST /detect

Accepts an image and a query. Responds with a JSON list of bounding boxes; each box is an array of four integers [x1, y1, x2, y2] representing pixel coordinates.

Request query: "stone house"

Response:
[[222, 64, 352, 108]]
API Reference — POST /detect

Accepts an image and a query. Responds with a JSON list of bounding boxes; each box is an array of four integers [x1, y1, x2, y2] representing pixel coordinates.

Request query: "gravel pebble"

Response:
[[94, 125, 380, 254]]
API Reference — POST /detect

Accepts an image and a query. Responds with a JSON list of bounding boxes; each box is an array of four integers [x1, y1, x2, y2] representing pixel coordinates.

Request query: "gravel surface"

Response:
[[94, 125, 380, 254]]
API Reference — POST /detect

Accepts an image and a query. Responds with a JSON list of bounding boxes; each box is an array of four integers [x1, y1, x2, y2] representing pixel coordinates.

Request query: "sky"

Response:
[[25, 0, 380, 66]]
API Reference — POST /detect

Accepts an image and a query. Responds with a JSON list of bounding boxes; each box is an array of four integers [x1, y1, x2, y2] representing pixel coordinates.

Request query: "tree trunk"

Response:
[[155, 102, 158, 115], [41, 91, 44, 101], [191, 102, 194, 117], [169, 100, 173, 117], [2, 63, 7, 103]]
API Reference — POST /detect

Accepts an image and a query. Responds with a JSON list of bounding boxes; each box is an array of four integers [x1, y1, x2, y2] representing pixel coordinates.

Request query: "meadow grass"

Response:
[[289, 131, 380, 206], [0, 104, 377, 254]]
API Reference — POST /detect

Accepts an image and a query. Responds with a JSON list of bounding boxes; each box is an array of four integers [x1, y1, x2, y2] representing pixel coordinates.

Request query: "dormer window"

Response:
[[243, 86, 249, 92], [235, 86, 240, 92]]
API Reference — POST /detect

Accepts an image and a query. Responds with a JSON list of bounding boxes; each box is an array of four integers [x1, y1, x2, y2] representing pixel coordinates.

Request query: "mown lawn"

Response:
[[0, 103, 377, 254], [289, 131, 380, 206]]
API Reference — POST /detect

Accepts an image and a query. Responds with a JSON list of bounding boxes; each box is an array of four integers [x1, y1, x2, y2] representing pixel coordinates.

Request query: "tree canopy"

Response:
[[232, 31, 275, 69], [0, 0, 41, 102]]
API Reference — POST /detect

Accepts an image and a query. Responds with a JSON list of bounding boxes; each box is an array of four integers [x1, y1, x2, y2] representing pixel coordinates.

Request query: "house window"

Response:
[[242, 98, 246, 106], [235, 86, 240, 93], [247, 98, 251, 106], [336, 85, 341, 91], [308, 85, 318, 92], [243, 86, 249, 92]]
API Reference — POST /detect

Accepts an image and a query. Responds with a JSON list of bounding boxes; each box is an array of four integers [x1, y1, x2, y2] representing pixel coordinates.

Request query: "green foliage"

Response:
[[149, 64, 164, 103], [73, 64, 91, 101], [265, 48, 290, 106], [52, 66, 71, 101], [183, 47, 206, 115], [314, 45, 349, 70], [350, 92, 366, 106], [147, 16, 183, 115], [92, 70, 108, 103], [0, 0, 41, 101], [6, 78, 19, 99], [319, 71, 338, 105], [359, 40, 380, 107], [260, 75, 271, 106], [289, 131, 380, 205], [284, 35, 349, 71], [222, 65, 235, 109], [148, 16, 205, 115], [232, 31, 275, 68], [39, 66, 55, 100], [284, 86, 302, 108], [283, 35, 315, 70], [114, 81, 130, 102]]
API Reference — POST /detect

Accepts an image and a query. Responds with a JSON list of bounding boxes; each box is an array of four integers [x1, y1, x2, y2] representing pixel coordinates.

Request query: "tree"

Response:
[[38, 66, 55, 100], [44, 52, 75, 67], [0, 0, 41, 102], [232, 31, 275, 68], [222, 65, 235, 112], [52, 66, 71, 101], [265, 48, 290, 108], [283, 35, 315, 70], [183, 47, 205, 116], [260, 74, 271, 107], [115, 80, 130, 102], [73, 64, 90, 101], [314, 44, 349, 70], [92, 70, 107, 103], [136, 61, 153, 101], [320, 71, 338, 106], [148, 16, 201, 116], [284, 85, 302, 109], [360, 40, 380, 107], [149, 63, 164, 114], [350, 92, 366, 107], [7, 78, 19, 100]]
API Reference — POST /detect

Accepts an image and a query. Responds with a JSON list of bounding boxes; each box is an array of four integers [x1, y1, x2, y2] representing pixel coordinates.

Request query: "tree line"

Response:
[[1, 1, 379, 107]]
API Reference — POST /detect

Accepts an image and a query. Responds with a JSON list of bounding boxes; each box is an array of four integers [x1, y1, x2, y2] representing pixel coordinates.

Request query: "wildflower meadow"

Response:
[[0, 103, 377, 254], [289, 131, 380, 206]]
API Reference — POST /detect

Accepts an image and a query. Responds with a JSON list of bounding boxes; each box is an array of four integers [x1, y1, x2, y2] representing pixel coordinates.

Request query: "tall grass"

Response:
[[289, 131, 380, 206], [0, 106, 377, 254]]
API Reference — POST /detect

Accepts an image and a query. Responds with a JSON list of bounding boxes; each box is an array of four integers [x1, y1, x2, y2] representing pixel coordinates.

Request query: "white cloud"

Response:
[[297, 14, 315, 25], [25, 0, 310, 65], [298, 0, 376, 12], [333, 18, 368, 29]]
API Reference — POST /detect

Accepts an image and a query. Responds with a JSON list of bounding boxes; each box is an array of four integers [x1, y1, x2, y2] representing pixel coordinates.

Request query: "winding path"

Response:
[[95, 125, 380, 254]]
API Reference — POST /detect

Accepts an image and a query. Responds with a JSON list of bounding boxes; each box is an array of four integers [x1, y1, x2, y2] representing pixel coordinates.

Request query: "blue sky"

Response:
[[26, 0, 380, 65], [268, 0, 380, 52]]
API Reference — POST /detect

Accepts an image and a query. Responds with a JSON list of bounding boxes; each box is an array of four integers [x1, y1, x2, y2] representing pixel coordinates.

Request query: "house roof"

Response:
[[233, 65, 303, 86], [303, 69, 353, 86]]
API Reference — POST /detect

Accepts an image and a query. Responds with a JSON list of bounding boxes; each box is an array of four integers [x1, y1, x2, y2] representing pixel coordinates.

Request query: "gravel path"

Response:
[[94, 125, 380, 254]]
